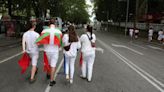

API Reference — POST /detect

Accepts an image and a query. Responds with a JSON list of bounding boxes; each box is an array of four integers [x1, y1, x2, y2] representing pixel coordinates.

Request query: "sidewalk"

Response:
[[0, 34, 21, 47], [105, 25, 164, 47]]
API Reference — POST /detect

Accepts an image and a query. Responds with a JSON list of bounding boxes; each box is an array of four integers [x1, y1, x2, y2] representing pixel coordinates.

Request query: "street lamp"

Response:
[[125, 0, 129, 36], [102, 11, 109, 31]]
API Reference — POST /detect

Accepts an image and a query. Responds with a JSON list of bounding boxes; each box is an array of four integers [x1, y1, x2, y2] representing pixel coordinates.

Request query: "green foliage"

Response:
[[94, 0, 164, 22], [1, 0, 90, 23], [58, 0, 89, 24]]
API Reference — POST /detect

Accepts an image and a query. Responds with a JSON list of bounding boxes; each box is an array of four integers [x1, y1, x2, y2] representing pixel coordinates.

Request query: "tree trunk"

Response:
[[8, 0, 12, 16]]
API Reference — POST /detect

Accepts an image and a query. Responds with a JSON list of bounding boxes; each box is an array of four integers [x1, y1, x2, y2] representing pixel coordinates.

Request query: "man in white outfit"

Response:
[[80, 25, 96, 82], [37, 19, 62, 86], [148, 27, 154, 42], [129, 28, 133, 40], [22, 22, 40, 83]]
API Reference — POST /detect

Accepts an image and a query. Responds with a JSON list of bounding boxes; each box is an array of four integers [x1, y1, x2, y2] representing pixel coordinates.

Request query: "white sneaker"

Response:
[[80, 75, 86, 79], [87, 79, 91, 82], [66, 74, 69, 80], [70, 79, 73, 84]]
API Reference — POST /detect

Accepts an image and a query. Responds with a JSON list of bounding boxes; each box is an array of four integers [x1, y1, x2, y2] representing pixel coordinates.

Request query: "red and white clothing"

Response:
[[80, 32, 96, 81], [22, 31, 40, 66], [41, 27, 62, 67]]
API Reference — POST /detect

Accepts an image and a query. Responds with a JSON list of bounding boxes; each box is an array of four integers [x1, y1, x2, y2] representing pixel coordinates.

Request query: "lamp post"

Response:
[[107, 11, 109, 31], [125, 0, 129, 36]]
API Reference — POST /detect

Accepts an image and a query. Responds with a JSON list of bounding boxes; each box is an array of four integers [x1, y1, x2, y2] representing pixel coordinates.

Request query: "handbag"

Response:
[[86, 34, 96, 47], [64, 43, 71, 51]]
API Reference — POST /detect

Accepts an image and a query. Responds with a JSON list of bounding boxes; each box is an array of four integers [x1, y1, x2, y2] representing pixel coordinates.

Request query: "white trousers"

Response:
[[46, 52, 59, 68], [81, 53, 95, 81], [65, 56, 76, 79], [148, 36, 153, 41], [28, 52, 39, 66]]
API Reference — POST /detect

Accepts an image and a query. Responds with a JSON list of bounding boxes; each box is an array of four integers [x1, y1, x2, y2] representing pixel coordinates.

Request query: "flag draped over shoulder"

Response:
[[54, 33, 63, 47], [18, 52, 31, 74], [36, 32, 50, 45], [43, 52, 51, 73], [35, 31, 63, 47]]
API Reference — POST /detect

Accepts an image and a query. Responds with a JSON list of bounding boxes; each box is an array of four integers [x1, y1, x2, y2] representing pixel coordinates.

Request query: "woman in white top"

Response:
[[148, 27, 154, 42], [157, 29, 163, 43], [22, 22, 40, 83], [80, 25, 96, 82], [62, 25, 81, 84], [129, 28, 134, 38]]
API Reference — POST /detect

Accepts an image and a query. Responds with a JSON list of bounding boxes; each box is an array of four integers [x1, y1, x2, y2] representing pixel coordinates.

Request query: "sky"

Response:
[[86, 0, 95, 22]]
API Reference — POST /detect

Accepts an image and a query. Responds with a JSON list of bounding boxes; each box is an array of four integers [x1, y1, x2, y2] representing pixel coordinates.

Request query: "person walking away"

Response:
[[157, 29, 163, 43], [134, 28, 139, 39], [148, 27, 154, 42], [129, 28, 134, 40], [162, 31, 164, 46], [36, 19, 62, 86], [62, 25, 81, 84], [80, 25, 96, 82], [22, 22, 40, 83]]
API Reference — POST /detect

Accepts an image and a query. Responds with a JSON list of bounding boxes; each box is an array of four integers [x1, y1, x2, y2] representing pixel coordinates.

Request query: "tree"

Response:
[[94, 0, 164, 22], [1, 0, 90, 23], [58, 0, 89, 23]]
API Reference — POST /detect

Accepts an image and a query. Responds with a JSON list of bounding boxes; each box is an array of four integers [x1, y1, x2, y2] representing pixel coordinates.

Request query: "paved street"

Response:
[[0, 28, 164, 92]]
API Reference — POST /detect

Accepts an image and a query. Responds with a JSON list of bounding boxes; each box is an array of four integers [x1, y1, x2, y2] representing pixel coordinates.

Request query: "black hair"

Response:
[[26, 21, 36, 31], [48, 18, 55, 26], [87, 25, 93, 40], [68, 25, 78, 42]]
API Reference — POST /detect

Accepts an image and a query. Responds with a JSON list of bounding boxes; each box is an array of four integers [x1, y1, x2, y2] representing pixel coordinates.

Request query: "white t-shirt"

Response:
[[135, 29, 139, 33], [80, 32, 96, 56], [62, 34, 81, 57], [129, 29, 133, 36], [23, 31, 40, 53], [158, 31, 163, 35], [42, 27, 62, 53], [149, 29, 153, 36]]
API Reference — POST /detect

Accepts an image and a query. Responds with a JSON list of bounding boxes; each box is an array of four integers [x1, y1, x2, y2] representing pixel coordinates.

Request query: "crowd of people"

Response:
[[21, 18, 103, 87], [128, 27, 164, 44]]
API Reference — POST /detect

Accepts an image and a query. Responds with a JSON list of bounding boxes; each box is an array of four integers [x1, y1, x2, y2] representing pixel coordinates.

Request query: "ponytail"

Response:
[[90, 27, 93, 40], [87, 25, 93, 40]]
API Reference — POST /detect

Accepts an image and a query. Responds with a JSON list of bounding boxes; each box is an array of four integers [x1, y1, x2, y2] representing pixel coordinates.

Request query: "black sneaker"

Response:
[[29, 78, 36, 84], [46, 74, 50, 79], [49, 81, 56, 86]]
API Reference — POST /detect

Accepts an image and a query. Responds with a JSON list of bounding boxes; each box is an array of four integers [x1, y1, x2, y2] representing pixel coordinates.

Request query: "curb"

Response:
[[0, 39, 21, 47]]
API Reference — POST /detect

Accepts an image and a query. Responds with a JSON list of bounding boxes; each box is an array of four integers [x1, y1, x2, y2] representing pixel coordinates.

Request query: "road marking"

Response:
[[130, 43, 147, 49], [147, 45, 164, 51], [96, 47, 104, 53], [0, 52, 23, 64], [112, 43, 144, 55], [45, 58, 64, 92], [98, 39, 164, 92]]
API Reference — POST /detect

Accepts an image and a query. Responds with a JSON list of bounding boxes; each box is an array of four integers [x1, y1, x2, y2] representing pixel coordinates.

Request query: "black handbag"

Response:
[[64, 43, 71, 51], [86, 34, 96, 47]]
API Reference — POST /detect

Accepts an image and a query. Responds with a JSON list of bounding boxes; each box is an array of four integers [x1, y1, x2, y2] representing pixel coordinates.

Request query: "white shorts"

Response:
[[46, 52, 59, 67], [28, 52, 39, 66]]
